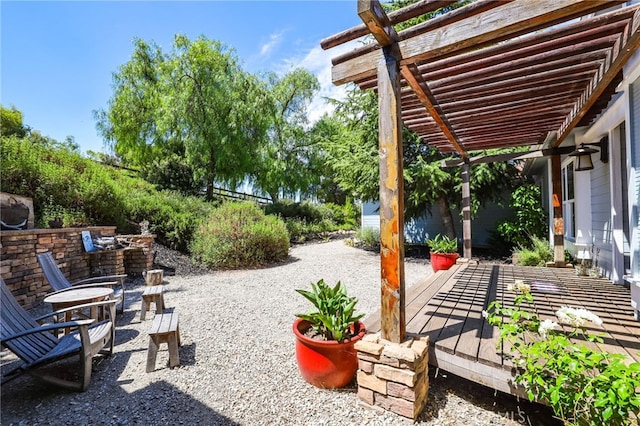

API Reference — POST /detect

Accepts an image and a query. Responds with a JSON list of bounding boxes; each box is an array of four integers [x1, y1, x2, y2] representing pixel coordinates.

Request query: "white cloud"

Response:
[[260, 32, 284, 58], [280, 39, 361, 123]]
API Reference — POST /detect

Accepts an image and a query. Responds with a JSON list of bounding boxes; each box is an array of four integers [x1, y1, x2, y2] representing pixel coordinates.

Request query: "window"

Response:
[[562, 162, 575, 239]]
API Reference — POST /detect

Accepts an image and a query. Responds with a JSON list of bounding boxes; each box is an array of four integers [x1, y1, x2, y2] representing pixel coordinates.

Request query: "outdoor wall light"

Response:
[[568, 136, 609, 171]]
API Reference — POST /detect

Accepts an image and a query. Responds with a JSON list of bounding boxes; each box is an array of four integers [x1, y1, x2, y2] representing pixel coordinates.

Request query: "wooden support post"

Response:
[[461, 162, 472, 259], [378, 44, 406, 344], [551, 155, 565, 266]]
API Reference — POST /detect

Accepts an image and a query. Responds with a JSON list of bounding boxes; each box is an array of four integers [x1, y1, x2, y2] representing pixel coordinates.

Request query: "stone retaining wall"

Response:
[[0, 228, 154, 309], [355, 333, 430, 420]]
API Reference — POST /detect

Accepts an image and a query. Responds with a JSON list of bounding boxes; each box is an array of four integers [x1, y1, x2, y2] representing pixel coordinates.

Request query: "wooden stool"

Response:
[[146, 311, 181, 372], [140, 286, 165, 320], [144, 269, 164, 286]]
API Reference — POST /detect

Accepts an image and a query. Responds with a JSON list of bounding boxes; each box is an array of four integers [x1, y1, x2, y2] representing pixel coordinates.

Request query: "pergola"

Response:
[[322, 0, 640, 343]]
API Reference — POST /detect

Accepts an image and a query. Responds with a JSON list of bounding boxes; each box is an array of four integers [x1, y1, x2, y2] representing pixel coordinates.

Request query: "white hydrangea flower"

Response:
[[556, 306, 603, 327], [514, 279, 531, 294], [507, 283, 514, 292], [482, 310, 489, 319], [538, 319, 558, 338]]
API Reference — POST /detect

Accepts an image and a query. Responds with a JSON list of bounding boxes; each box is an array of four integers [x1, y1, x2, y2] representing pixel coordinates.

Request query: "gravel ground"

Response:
[[1, 239, 558, 425]]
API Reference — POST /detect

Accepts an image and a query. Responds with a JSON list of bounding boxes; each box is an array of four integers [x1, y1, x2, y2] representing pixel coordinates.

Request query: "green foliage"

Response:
[[1, 105, 27, 138], [123, 188, 212, 252], [96, 35, 270, 198], [1, 135, 128, 228], [496, 184, 547, 249], [320, 86, 522, 235], [485, 282, 640, 425], [512, 236, 553, 266], [265, 199, 358, 243], [296, 279, 365, 341], [426, 234, 458, 254], [191, 201, 290, 269], [251, 69, 321, 201], [1, 134, 211, 252], [355, 227, 380, 250]]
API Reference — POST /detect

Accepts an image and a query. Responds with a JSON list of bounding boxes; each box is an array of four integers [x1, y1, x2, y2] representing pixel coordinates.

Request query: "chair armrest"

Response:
[[72, 275, 127, 286], [33, 299, 118, 323], [1, 319, 95, 343]]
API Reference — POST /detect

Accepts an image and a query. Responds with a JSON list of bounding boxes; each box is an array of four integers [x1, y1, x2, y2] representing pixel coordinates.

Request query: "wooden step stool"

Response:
[[146, 311, 181, 372], [140, 285, 165, 320]]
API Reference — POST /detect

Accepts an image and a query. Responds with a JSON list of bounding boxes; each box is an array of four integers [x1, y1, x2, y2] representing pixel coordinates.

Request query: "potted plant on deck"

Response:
[[293, 279, 366, 388], [427, 234, 459, 272]]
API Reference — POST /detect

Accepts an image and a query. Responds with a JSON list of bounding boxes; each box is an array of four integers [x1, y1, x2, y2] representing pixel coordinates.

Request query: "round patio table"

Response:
[[44, 287, 114, 334]]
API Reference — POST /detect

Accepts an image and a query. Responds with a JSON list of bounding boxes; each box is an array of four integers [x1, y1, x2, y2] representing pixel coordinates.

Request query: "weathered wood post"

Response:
[[461, 162, 472, 259], [551, 155, 565, 266], [377, 44, 406, 344]]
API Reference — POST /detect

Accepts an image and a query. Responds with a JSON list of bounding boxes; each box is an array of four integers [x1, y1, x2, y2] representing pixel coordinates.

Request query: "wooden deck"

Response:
[[364, 263, 640, 396]]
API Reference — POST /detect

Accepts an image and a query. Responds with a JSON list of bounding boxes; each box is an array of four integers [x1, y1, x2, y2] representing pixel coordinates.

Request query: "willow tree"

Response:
[[95, 35, 270, 199], [250, 69, 321, 201]]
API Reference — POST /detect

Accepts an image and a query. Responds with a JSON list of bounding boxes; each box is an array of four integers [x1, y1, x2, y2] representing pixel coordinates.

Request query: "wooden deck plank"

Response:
[[362, 263, 640, 397]]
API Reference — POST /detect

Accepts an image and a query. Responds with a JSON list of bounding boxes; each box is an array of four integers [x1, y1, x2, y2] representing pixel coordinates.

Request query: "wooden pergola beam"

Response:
[[400, 64, 468, 158], [554, 8, 640, 147], [332, 0, 622, 85]]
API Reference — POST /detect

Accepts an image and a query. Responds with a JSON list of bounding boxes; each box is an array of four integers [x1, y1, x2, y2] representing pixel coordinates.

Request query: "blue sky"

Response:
[[1, 1, 363, 154]]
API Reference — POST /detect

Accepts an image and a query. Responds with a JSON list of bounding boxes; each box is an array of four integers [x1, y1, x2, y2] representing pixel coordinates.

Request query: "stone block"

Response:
[[382, 344, 417, 363], [357, 352, 381, 363], [357, 386, 375, 405], [374, 364, 416, 387], [354, 340, 384, 355], [375, 394, 416, 419], [357, 371, 387, 394], [358, 359, 374, 374]]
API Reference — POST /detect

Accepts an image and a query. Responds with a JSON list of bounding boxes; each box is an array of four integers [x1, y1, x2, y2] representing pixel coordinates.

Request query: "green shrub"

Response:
[[191, 201, 290, 268], [496, 184, 547, 250], [265, 199, 359, 243], [512, 236, 553, 266], [355, 227, 380, 250]]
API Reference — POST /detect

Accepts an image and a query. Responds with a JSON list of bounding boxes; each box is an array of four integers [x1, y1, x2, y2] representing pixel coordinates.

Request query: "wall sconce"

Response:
[[568, 136, 609, 171]]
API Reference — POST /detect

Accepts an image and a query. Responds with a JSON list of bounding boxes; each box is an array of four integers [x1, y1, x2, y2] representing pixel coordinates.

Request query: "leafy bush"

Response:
[[355, 227, 380, 250], [191, 201, 290, 268], [1, 135, 212, 253], [485, 281, 640, 425], [512, 236, 553, 266], [265, 199, 359, 243], [496, 184, 547, 249]]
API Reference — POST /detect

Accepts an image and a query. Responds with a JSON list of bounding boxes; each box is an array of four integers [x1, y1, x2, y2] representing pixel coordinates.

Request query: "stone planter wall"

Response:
[[0, 227, 154, 309], [354, 334, 430, 420]]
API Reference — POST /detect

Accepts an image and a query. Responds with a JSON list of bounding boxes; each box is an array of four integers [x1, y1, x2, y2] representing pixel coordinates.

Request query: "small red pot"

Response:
[[430, 252, 459, 272], [293, 318, 366, 389]]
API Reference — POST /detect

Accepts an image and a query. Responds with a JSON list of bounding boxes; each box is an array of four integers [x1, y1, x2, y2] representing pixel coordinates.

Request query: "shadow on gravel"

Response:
[[419, 369, 562, 425]]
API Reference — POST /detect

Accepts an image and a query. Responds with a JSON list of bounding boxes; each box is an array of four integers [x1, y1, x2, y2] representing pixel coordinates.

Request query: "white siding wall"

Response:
[[590, 158, 613, 277]]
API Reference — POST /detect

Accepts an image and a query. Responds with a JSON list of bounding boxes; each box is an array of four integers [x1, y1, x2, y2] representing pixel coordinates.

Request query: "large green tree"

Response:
[[95, 35, 271, 199], [252, 69, 321, 201]]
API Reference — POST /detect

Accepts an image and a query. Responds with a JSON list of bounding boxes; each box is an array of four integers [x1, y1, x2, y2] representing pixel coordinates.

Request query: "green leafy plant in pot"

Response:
[[426, 234, 459, 272], [293, 279, 366, 388]]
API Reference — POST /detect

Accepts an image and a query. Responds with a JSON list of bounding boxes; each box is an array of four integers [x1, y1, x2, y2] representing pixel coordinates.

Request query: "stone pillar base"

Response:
[[354, 334, 429, 421]]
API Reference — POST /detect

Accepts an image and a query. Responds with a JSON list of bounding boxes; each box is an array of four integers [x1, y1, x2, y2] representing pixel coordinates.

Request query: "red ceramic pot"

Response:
[[293, 318, 366, 389], [430, 252, 459, 272]]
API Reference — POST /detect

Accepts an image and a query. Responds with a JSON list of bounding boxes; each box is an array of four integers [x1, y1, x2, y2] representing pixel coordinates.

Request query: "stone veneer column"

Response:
[[354, 333, 429, 420]]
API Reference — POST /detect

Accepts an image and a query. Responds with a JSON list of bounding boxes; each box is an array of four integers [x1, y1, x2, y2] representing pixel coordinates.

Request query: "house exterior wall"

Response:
[[590, 155, 613, 277], [361, 199, 512, 247]]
